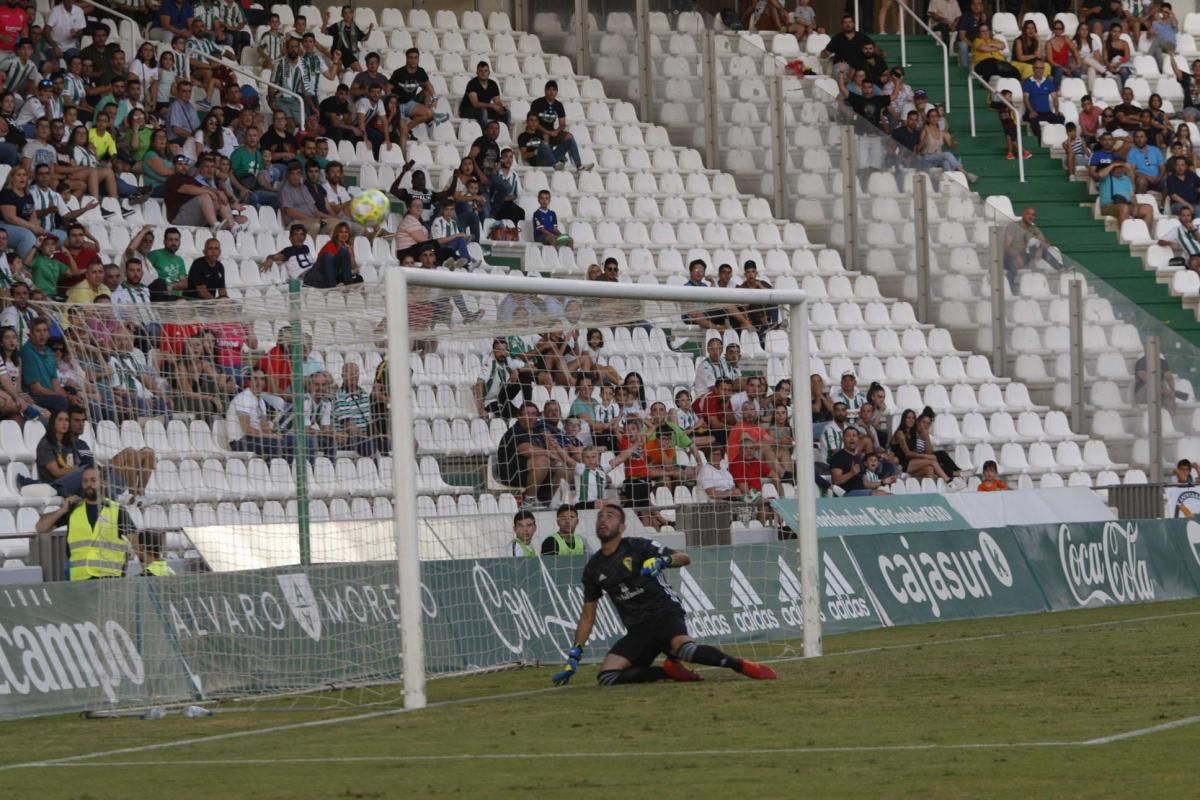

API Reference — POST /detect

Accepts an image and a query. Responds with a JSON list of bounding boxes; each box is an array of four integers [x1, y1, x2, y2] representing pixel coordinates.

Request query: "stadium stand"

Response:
[[0, 1, 1179, 581]]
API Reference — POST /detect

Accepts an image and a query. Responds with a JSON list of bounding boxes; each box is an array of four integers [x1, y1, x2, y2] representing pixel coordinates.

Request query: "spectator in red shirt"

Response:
[[54, 224, 99, 293], [728, 439, 782, 523], [258, 325, 296, 396], [693, 377, 738, 445], [608, 416, 670, 530], [0, 4, 28, 56], [726, 401, 787, 479]]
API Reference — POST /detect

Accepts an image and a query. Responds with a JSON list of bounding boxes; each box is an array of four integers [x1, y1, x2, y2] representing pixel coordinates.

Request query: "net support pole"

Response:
[[636, 0, 651, 123], [989, 225, 1006, 377], [385, 269, 426, 710], [914, 174, 931, 321], [574, 0, 589, 75], [788, 300, 822, 658], [770, 74, 787, 219], [1069, 275, 1085, 434], [702, 29, 718, 168], [841, 125, 858, 268], [289, 278, 310, 566], [1148, 335, 1163, 485]]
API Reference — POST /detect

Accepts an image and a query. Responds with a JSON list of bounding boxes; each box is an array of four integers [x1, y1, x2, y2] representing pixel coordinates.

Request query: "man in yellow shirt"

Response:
[[65, 260, 112, 305], [971, 23, 1021, 80]]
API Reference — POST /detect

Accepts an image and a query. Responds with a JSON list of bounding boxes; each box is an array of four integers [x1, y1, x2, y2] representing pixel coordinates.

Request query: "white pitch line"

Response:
[[4, 607, 1199, 773], [1082, 714, 1200, 745], [0, 685, 565, 772], [7, 741, 1086, 769], [15, 715, 1200, 771]]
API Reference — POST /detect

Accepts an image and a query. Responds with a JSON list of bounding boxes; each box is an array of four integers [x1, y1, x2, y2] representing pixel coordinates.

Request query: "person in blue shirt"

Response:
[[154, 0, 194, 44], [1098, 161, 1154, 227], [1087, 132, 1120, 181], [531, 189, 571, 247], [1126, 128, 1167, 193], [1021, 58, 1064, 138]]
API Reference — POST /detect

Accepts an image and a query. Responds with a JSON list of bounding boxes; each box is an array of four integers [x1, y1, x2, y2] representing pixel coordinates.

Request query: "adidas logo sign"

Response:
[[823, 552, 871, 621], [677, 568, 732, 637], [729, 561, 780, 633], [777, 555, 820, 627]]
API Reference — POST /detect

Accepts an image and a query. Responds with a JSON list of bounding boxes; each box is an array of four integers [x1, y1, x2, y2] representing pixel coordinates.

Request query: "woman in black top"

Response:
[[0, 165, 47, 261], [913, 408, 966, 482], [36, 408, 88, 496], [1104, 23, 1133, 84], [1011, 20, 1044, 80], [890, 408, 942, 481]]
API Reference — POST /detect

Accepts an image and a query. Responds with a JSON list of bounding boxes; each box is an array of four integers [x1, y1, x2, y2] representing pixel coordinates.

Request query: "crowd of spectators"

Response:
[[0, 0, 609, 502], [483, 255, 993, 532], [822, 16, 980, 185], [0, 0, 1029, 538]]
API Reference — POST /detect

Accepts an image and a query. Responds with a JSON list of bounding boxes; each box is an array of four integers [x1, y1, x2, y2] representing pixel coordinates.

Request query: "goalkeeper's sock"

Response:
[[675, 641, 742, 671], [596, 667, 668, 686]]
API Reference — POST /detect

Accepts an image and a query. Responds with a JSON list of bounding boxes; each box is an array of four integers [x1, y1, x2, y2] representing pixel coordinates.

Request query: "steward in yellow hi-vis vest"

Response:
[[35, 466, 135, 580]]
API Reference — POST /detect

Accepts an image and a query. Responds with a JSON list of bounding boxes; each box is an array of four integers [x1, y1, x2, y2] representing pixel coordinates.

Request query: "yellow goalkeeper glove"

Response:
[[641, 555, 672, 576]]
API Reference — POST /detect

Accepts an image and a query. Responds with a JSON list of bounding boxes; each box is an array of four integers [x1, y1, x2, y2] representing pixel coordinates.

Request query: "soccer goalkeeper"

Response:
[[553, 503, 777, 686]]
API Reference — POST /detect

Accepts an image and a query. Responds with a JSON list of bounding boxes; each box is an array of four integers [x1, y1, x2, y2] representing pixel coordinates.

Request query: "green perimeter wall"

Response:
[[3, 518, 1200, 719]]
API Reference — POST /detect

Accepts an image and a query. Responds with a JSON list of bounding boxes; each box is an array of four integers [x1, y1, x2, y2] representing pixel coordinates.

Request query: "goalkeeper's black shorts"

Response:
[[609, 609, 689, 667]]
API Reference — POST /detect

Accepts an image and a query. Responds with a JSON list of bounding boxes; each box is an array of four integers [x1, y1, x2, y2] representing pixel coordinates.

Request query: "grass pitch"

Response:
[[2, 600, 1199, 799]]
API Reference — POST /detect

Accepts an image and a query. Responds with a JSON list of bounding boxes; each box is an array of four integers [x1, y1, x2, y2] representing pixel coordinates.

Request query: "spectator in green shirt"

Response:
[[230, 126, 277, 208], [147, 227, 188, 300], [296, 136, 328, 171], [29, 234, 69, 298], [94, 77, 132, 128], [120, 108, 154, 162], [140, 128, 175, 196]]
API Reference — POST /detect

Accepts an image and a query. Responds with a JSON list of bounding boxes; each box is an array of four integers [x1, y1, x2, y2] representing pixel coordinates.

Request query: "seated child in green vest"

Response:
[[135, 529, 176, 576]]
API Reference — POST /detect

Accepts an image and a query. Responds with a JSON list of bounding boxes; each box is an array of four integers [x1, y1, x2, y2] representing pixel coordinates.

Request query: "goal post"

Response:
[[40, 269, 821, 719], [386, 268, 819, 710]]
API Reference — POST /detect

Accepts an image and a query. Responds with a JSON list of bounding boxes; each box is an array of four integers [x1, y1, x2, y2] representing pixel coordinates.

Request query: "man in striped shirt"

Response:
[[270, 37, 305, 123], [111, 258, 156, 338], [335, 361, 379, 456], [829, 371, 866, 410], [1159, 204, 1200, 258], [209, 0, 251, 55], [275, 370, 337, 459], [3, 39, 40, 96], [257, 13, 286, 69], [819, 402, 848, 464]]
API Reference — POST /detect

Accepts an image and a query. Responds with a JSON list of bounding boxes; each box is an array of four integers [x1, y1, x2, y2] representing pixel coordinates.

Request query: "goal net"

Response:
[[46, 269, 816, 715]]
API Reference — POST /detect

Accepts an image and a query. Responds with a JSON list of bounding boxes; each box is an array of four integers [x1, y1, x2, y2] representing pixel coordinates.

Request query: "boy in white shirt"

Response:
[[574, 446, 608, 508], [429, 202, 474, 269]]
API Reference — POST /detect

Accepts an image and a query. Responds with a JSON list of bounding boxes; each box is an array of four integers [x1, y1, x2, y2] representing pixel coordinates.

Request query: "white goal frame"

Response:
[[385, 268, 818, 709]]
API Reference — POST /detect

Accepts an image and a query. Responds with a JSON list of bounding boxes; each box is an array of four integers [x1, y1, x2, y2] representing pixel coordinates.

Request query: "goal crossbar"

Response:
[[384, 268, 820, 710]]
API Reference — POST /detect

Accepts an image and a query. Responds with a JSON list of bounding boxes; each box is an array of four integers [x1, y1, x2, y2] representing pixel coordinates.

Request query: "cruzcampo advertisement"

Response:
[[3, 520, 1200, 720]]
